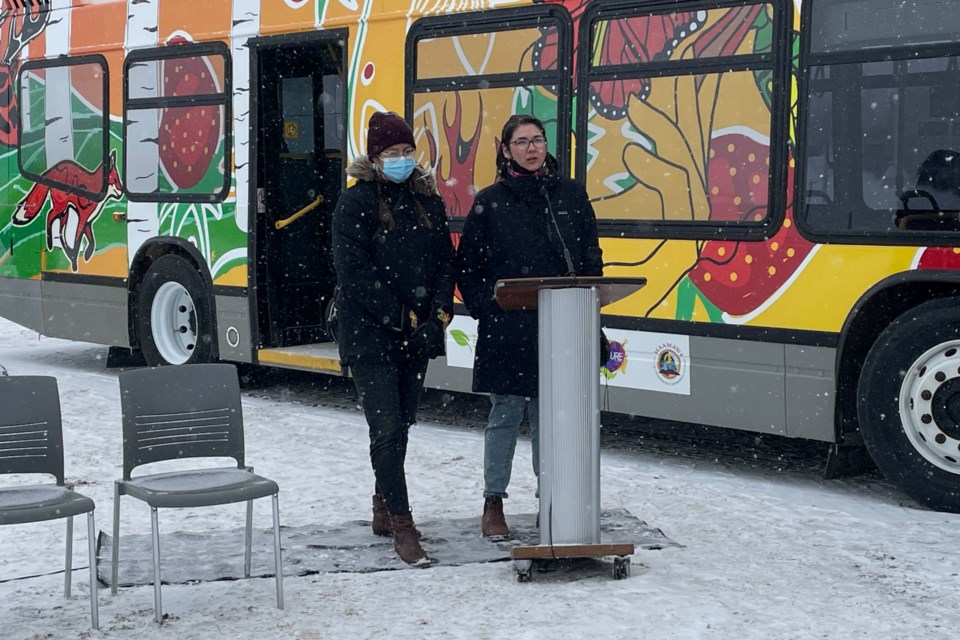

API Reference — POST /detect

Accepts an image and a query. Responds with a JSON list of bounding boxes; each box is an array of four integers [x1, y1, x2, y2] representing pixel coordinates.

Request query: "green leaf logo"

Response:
[[450, 329, 471, 348]]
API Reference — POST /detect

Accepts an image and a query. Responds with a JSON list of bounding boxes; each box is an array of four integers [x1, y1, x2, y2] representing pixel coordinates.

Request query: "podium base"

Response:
[[510, 542, 634, 582]]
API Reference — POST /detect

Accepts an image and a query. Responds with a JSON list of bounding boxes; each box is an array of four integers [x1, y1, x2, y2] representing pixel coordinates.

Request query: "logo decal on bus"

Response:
[[602, 339, 628, 380], [654, 343, 685, 385]]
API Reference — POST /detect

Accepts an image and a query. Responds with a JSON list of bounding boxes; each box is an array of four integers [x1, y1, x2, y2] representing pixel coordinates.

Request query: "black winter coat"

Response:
[[458, 165, 603, 397], [332, 158, 456, 366]]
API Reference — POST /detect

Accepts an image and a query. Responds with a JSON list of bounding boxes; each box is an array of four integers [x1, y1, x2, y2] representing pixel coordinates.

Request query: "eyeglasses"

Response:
[[380, 148, 416, 159], [509, 136, 547, 151]]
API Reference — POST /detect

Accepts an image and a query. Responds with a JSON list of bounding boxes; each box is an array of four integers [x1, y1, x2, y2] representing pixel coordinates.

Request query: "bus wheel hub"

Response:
[[902, 341, 960, 471]]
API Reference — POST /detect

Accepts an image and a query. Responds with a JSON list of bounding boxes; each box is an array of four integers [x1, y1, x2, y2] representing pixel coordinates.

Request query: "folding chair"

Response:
[[0, 376, 99, 630], [112, 363, 283, 622]]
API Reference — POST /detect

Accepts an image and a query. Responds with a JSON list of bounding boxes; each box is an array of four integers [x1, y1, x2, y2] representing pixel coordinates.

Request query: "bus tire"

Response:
[[857, 297, 960, 513], [136, 254, 217, 366]]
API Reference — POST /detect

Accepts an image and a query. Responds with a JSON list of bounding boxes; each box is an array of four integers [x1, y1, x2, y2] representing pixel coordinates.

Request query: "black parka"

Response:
[[332, 158, 456, 365], [458, 162, 603, 397]]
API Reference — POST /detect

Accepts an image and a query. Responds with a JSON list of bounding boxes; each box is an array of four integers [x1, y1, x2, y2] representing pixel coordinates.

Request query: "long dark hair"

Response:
[[496, 114, 547, 178]]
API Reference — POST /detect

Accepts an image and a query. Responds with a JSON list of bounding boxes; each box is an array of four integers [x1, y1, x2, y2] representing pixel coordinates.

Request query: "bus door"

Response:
[[254, 37, 344, 350]]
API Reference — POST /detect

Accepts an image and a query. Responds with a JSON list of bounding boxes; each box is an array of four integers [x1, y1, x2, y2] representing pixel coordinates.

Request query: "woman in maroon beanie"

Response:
[[331, 111, 455, 565]]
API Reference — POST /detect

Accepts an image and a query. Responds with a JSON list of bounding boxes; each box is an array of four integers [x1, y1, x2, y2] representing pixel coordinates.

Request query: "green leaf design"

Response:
[[450, 329, 472, 348]]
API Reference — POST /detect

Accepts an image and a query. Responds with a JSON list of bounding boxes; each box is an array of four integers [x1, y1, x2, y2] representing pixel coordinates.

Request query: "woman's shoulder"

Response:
[[473, 181, 509, 203], [335, 181, 374, 212], [553, 174, 587, 193], [422, 192, 450, 224], [549, 175, 591, 205]]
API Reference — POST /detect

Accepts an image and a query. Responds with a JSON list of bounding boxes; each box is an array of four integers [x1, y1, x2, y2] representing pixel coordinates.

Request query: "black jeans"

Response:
[[351, 356, 429, 516]]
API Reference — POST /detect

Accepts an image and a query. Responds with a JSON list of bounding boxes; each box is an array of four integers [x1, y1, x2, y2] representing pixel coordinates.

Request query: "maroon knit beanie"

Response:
[[366, 111, 416, 159]]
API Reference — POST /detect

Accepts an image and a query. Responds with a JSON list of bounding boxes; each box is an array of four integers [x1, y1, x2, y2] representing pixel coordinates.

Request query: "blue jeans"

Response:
[[483, 394, 539, 499]]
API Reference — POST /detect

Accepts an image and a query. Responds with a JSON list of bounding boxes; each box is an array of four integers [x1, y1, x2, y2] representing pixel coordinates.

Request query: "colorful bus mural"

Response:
[[2, 0, 960, 512]]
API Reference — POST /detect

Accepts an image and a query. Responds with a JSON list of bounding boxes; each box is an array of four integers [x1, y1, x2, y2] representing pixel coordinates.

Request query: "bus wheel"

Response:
[[857, 297, 960, 513], [136, 254, 216, 366]]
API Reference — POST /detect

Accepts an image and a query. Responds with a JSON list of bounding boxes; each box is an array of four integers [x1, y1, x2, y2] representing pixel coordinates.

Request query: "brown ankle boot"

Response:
[[482, 497, 509, 537], [372, 494, 391, 537], [373, 494, 422, 539], [389, 514, 429, 565]]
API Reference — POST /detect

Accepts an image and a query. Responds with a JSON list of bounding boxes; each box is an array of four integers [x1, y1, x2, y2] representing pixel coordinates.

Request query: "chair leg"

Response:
[[150, 507, 163, 623], [244, 500, 253, 578], [111, 483, 121, 595], [64, 515, 74, 598], [271, 493, 283, 610], [87, 511, 99, 630]]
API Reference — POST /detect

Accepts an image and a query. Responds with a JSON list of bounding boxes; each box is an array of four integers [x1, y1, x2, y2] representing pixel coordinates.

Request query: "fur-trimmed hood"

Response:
[[345, 156, 438, 197]]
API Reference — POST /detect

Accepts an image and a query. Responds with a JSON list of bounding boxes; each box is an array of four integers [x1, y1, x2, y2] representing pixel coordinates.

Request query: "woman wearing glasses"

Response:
[[458, 114, 603, 537], [332, 111, 455, 564]]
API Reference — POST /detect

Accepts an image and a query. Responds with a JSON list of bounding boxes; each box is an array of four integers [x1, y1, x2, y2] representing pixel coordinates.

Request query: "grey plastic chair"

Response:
[[0, 376, 99, 630], [112, 363, 283, 622]]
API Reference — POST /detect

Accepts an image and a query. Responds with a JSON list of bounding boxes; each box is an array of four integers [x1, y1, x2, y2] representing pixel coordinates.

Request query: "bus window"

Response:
[[123, 43, 231, 202], [810, 0, 960, 53], [406, 6, 573, 220], [18, 57, 109, 200], [801, 54, 960, 236], [576, 2, 788, 237], [415, 28, 544, 80]]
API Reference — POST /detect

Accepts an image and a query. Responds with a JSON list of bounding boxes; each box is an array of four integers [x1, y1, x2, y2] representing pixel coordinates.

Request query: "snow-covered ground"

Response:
[[1, 315, 958, 639]]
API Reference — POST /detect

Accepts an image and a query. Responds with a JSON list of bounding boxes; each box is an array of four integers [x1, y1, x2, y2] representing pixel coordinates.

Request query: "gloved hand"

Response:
[[399, 307, 419, 335], [406, 318, 445, 357], [404, 307, 450, 358]]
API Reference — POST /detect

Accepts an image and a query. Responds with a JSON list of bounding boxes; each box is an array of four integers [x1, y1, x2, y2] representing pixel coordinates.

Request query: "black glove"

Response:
[[405, 317, 446, 358]]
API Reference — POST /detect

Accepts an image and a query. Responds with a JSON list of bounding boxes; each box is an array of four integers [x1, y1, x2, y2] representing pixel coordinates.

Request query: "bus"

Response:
[[1, 0, 959, 513]]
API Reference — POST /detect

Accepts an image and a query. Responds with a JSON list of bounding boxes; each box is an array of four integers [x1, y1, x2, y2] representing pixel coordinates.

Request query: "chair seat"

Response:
[[0, 484, 95, 525], [119, 467, 279, 508]]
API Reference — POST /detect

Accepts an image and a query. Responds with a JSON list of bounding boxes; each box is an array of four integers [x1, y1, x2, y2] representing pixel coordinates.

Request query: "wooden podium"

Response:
[[494, 276, 646, 581]]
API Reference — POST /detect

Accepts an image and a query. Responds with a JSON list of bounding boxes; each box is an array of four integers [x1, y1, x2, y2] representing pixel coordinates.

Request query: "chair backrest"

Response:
[[118, 364, 246, 480], [0, 376, 65, 484], [916, 149, 960, 209]]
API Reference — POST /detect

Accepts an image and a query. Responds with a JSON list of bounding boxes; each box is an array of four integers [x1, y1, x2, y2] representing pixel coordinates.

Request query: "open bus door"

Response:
[[252, 35, 345, 373]]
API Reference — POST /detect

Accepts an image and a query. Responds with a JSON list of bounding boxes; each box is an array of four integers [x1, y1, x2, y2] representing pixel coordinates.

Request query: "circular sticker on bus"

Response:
[[654, 343, 685, 385]]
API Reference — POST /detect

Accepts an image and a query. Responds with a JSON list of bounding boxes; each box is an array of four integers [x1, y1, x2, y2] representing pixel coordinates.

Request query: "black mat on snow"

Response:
[[97, 508, 678, 586]]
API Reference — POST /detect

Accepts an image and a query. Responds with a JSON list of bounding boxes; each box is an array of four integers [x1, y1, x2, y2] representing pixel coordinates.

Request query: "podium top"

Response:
[[494, 276, 647, 311]]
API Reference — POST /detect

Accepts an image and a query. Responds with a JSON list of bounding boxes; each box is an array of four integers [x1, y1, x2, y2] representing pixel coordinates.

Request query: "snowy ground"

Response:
[[0, 316, 958, 640]]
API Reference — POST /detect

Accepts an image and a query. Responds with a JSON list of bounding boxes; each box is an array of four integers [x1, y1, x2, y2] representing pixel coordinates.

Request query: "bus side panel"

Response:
[[434, 330, 795, 437], [424, 357, 475, 394], [41, 279, 129, 347], [608, 335, 789, 437], [602, 337, 835, 441], [216, 292, 252, 363], [784, 344, 836, 441], [0, 277, 42, 334]]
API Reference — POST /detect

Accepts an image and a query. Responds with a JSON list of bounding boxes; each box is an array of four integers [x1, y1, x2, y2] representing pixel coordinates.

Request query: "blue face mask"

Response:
[[380, 156, 416, 183]]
